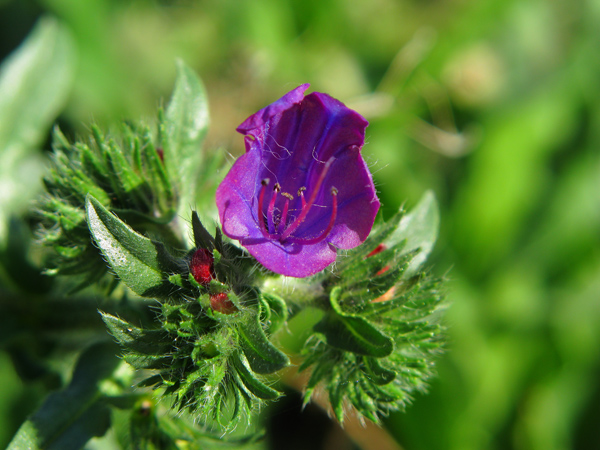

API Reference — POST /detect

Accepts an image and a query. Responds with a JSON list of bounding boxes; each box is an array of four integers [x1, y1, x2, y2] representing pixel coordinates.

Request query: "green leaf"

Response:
[[85, 194, 182, 297], [232, 353, 281, 400], [238, 309, 290, 374], [162, 60, 209, 243], [7, 342, 120, 450], [0, 17, 74, 245], [390, 190, 440, 277], [314, 312, 394, 357], [328, 371, 346, 422], [362, 356, 396, 385], [261, 292, 288, 335], [101, 312, 171, 356]]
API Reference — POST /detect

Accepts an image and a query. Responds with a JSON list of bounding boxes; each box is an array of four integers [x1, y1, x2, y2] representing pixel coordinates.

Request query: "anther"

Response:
[[298, 187, 307, 208]]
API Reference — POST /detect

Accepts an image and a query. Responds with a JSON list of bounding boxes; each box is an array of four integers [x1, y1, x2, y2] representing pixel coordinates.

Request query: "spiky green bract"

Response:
[[37, 121, 180, 285], [37, 61, 210, 288], [94, 209, 289, 431], [292, 192, 445, 424]]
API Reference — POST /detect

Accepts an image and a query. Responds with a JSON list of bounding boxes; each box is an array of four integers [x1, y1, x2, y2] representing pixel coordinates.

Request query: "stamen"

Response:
[[281, 157, 336, 241], [257, 179, 274, 239], [267, 183, 280, 233], [279, 192, 293, 234], [298, 187, 307, 208], [290, 187, 338, 245]]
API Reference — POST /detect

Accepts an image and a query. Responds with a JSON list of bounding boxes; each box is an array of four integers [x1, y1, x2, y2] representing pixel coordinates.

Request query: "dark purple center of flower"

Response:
[[257, 157, 338, 245]]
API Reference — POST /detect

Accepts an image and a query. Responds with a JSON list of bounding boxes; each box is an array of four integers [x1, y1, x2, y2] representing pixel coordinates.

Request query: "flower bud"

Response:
[[209, 292, 237, 314], [190, 248, 215, 285]]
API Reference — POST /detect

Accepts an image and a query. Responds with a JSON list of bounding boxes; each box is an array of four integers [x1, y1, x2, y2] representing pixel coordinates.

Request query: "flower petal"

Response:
[[215, 148, 263, 240], [237, 84, 310, 139], [241, 236, 337, 278], [296, 146, 380, 249], [217, 85, 380, 278]]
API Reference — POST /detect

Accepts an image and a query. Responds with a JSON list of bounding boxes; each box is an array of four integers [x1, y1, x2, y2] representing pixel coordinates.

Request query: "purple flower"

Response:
[[216, 84, 380, 277]]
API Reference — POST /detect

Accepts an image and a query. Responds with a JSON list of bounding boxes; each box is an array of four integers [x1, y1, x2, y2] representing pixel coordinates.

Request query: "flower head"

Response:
[[216, 84, 380, 277]]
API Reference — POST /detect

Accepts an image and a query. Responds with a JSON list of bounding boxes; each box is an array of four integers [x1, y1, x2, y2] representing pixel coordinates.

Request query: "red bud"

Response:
[[190, 248, 214, 285], [210, 292, 237, 314]]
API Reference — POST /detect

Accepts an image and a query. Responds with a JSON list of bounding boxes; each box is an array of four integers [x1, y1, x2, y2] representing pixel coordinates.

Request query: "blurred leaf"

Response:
[[162, 60, 209, 242], [0, 17, 74, 245], [7, 342, 119, 450], [390, 190, 440, 277], [0, 217, 52, 294], [85, 195, 182, 298], [451, 79, 578, 273]]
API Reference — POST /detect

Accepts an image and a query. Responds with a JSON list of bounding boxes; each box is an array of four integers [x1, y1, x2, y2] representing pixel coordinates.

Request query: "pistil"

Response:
[[298, 187, 307, 208]]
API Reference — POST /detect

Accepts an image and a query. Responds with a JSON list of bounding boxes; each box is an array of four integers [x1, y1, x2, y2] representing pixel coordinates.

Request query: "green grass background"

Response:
[[1, 0, 599, 449]]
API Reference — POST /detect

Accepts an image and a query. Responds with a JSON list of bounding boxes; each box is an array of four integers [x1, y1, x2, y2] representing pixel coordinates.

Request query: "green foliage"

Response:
[[6, 342, 121, 450], [101, 294, 287, 430], [88, 203, 290, 430], [36, 62, 210, 288], [292, 193, 444, 423]]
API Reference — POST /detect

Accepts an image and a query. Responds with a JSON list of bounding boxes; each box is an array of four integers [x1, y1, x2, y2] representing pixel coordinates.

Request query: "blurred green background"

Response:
[[1, 0, 599, 449]]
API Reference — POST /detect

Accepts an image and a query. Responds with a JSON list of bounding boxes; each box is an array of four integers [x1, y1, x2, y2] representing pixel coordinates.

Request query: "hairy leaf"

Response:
[[232, 353, 281, 400], [101, 312, 171, 356], [238, 309, 290, 374], [314, 312, 393, 357], [86, 195, 182, 297], [391, 190, 440, 277]]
